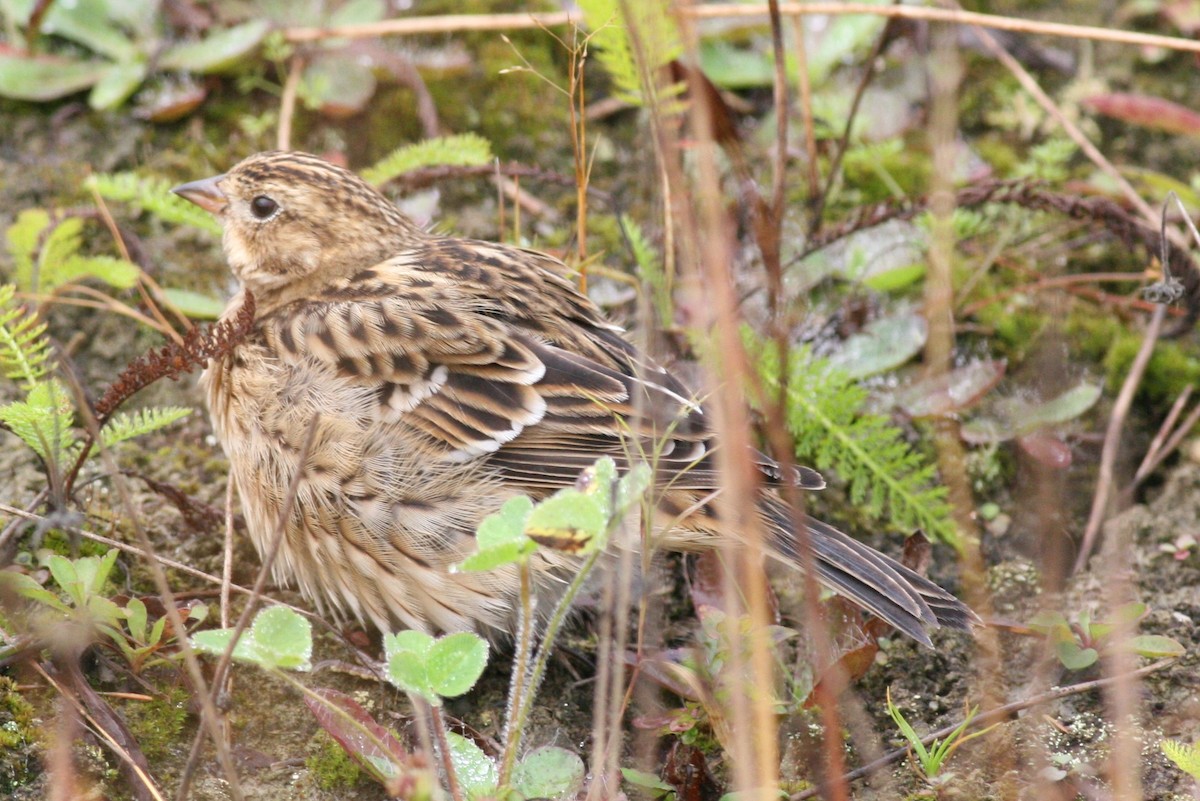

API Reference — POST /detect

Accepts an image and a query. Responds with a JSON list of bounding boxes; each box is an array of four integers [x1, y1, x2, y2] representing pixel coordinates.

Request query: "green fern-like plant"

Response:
[[5, 209, 141, 294], [577, 0, 684, 110], [0, 284, 54, 389], [99, 407, 193, 449], [0, 284, 191, 486], [623, 217, 673, 324], [1162, 739, 1200, 782], [85, 172, 223, 235], [748, 334, 959, 548], [0, 379, 76, 466], [361, 134, 494, 186]]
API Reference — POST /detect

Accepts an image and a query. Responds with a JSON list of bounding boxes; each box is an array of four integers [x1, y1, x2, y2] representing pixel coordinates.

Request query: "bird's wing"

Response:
[[259, 237, 823, 492]]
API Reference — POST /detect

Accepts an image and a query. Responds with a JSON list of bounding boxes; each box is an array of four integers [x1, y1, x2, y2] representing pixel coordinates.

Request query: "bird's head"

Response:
[[173, 151, 422, 295]]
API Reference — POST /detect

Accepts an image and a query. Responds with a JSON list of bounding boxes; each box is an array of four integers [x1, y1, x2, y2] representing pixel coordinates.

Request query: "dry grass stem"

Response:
[[1075, 305, 1166, 573], [276, 53, 304, 152], [284, 5, 1200, 58]]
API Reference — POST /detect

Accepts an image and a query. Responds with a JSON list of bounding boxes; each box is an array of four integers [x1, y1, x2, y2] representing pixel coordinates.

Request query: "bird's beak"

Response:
[[171, 174, 228, 215]]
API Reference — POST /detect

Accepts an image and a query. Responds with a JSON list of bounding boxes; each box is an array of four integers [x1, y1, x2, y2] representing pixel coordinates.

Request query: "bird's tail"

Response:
[[763, 497, 977, 647]]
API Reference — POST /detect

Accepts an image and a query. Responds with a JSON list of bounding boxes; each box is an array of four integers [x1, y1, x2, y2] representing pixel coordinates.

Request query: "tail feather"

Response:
[[766, 501, 977, 646]]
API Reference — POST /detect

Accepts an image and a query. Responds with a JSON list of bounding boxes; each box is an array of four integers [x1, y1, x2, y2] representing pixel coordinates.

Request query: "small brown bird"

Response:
[[173, 151, 973, 645]]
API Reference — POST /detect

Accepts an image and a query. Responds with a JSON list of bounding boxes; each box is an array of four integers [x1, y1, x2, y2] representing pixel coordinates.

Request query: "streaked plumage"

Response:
[[174, 151, 975, 645]]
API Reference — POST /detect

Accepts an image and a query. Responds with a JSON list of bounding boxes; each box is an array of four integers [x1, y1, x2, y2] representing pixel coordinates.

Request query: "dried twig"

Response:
[[283, 5, 1200, 57], [1074, 305, 1166, 573], [277, 53, 304, 151]]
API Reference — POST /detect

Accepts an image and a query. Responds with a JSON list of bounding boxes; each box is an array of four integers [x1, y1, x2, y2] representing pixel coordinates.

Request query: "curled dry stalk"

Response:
[[59, 293, 257, 499]]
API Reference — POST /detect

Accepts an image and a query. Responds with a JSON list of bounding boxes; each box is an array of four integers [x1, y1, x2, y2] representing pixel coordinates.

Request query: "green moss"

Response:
[[1064, 311, 1123, 363], [0, 676, 41, 793], [840, 137, 932, 206], [1103, 333, 1200, 405], [305, 729, 363, 792], [120, 685, 189, 763], [974, 301, 1046, 359], [38, 529, 110, 560]]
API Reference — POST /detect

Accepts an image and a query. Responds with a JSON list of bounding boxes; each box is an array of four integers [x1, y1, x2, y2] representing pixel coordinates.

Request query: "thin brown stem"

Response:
[[1075, 306, 1166, 572], [221, 477, 236, 629], [283, 6, 1200, 58], [807, 6, 893, 236], [277, 53, 304, 151], [430, 704, 465, 801], [790, 15, 820, 208]]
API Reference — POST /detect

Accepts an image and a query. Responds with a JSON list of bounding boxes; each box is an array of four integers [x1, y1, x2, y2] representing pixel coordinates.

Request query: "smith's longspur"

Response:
[[173, 151, 975, 645]]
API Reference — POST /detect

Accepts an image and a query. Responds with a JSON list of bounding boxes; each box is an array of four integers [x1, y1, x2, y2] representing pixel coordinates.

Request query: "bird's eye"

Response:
[[249, 195, 279, 220]]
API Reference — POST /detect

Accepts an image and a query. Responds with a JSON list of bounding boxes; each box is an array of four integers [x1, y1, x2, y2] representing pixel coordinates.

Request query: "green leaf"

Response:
[[384, 630, 487, 703], [192, 606, 313, 671], [828, 311, 928, 379], [42, 0, 140, 62], [615, 462, 652, 517], [249, 605, 313, 669], [45, 554, 80, 602], [329, 0, 385, 26], [1056, 639, 1098, 670], [524, 490, 608, 553], [361, 134, 493, 186], [698, 40, 774, 89], [384, 629, 436, 702], [623, 216, 673, 323], [621, 767, 674, 793], [159, 288, 227, 320], [298, 51, 376, 118], [5, 209, 49, 285], [89, 59, 148, 110], [962, 382, 1102, 444], [4, 572, 67, 611], [578, 0, 683, 106], [806, 11, 888, 85], [6, 212, 136, 294], [159, 20, 270, 74], [444, 732, 498, 797], [456, 495, 535, 572], [0, 54, 105, 101], [1127, 634, 1185, 658], [1021, 383, 1102, 430], [426, 633, 488, 699], [863, 261, 926, 292], [125, 597, 148, 642], [513, 747, 586, 800], [1162, 739, 1200, 781]]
